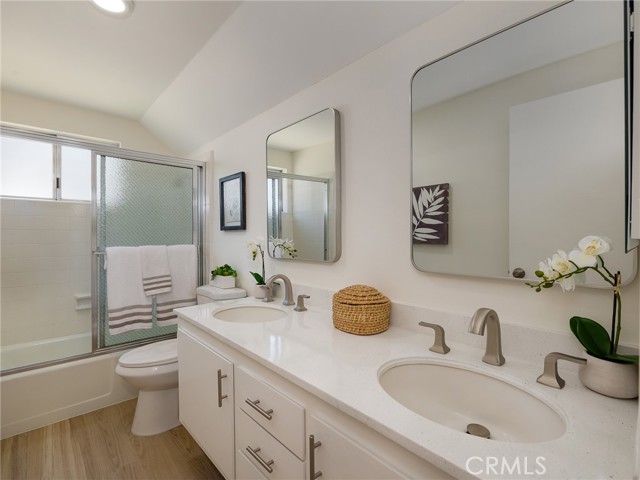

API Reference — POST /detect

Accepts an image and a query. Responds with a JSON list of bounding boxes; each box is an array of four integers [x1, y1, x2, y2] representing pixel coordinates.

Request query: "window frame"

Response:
[[1, 125, 119, 202]]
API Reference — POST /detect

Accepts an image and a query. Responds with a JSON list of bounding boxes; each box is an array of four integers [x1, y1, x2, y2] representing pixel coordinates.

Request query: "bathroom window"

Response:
[[60, 146, 92, 200], [1, 134, 94, 201], [1, 136, 54, 198]]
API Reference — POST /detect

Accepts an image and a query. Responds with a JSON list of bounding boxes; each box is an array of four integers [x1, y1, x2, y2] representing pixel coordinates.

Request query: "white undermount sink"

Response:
[[378, 361, 566, 443], [212, 304, 288, 323]]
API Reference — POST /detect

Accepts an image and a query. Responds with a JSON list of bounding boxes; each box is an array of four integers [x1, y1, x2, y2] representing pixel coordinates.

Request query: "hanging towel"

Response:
[[156, 245, 197, 326], [140, 245, 172, 296], [106, 247, 153, 335]]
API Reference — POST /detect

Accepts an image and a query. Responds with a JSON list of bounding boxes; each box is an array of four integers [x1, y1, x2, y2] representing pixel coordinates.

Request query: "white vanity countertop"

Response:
[[176, 297, 637, 480]]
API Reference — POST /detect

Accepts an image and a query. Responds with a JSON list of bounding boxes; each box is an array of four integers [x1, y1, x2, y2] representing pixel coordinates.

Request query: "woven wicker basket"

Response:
[[332, 285, 390, 335]]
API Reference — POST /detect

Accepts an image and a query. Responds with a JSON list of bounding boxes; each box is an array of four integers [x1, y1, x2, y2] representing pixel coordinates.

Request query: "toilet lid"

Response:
[[118, 339, 178, 368]]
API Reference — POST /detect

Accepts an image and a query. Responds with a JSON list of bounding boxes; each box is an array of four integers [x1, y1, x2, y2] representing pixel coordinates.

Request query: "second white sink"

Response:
[[212, 304, 288, 323], [378, 360, 566, 443]]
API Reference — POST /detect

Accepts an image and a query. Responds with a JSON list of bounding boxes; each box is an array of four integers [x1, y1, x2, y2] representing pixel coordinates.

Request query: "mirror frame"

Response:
[[265, 108, 341, 263], [624, 0, 638, 252], [410, 0, 637, 283]]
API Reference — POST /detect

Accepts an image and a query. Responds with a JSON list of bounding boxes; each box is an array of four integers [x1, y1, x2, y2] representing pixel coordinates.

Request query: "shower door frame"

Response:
[[91, 147, 206, 354], [0, 126, 206, 375]]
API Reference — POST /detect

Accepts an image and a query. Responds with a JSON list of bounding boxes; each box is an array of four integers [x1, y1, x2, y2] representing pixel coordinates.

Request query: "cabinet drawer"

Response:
[[236, 407, 304, 480], [236, 366, 305, 459], [236, 450, 268, 480]]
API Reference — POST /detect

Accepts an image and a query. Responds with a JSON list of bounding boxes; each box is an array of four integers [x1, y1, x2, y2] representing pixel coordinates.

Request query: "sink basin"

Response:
[[212, 304, 287, 323], [378, 361, 565, 443]]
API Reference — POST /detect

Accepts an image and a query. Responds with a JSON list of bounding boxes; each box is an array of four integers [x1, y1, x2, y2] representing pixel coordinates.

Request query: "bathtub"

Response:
[[1, 340, 137, 439], [1, 332, 93, 372]]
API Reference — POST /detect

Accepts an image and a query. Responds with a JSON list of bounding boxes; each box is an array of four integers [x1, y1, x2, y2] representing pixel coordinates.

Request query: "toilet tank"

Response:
[[196, 285, 246, 304]]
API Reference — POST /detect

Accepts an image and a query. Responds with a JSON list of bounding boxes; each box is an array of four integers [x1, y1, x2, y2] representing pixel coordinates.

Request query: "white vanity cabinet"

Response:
[[177, 321, 452, 480], [177, 329, 235, 480]]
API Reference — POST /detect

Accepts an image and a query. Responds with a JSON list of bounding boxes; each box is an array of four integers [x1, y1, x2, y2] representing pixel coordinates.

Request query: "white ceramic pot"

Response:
[[579, 352, 639, 399], [209, 276, 236, 289], [253, 284, 267, 299]]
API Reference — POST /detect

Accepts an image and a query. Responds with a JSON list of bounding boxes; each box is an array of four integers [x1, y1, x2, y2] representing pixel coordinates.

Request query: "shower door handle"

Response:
[[217, 369, 228, 407]]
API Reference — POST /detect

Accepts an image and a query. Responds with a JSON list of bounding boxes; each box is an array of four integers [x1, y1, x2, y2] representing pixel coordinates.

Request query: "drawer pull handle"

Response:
[[246, 446, 274, 473], [309, 434, 322, 479], [217, 369, 228, 408], [245, 398, 274, 420]]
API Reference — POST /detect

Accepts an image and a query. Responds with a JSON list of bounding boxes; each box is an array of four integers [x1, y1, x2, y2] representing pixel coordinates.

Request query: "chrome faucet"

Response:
[[263, 274, 295, 306], [468, 308, 505, 366]]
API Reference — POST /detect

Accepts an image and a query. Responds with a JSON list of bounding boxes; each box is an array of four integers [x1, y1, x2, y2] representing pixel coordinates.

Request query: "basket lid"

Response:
[[333, 285, 389, 305]]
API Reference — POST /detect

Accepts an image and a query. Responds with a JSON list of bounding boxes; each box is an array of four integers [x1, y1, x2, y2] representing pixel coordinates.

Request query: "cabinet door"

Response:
[[178, 329, 234, 479], [308, 415, 405, 480]]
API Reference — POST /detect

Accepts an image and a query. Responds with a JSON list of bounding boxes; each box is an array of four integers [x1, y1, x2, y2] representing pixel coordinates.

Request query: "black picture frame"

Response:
[[219, 172, 246, 231]]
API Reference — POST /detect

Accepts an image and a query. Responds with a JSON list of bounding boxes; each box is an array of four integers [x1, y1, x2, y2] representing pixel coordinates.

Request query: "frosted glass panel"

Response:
[[100, 156, 193, 247], [0, 136, 53, 198], [61, 146, 91, 200]]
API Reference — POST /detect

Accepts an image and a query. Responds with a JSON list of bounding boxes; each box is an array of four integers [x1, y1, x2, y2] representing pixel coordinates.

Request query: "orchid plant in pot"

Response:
[[248, 237, 297, 298], [527, 235, 638, 398]]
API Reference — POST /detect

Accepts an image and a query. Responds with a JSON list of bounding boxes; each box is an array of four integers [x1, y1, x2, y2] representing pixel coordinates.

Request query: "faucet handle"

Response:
[[294, 294, 310, 312], [261, 285, 274, 303], [418, 321, 451, 354], [537, 352, 586, 389]]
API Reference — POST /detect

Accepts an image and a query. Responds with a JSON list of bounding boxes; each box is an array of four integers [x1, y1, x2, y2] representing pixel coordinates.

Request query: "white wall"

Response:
[[1, 90, 176, 156], [202, 1, 639, 346]]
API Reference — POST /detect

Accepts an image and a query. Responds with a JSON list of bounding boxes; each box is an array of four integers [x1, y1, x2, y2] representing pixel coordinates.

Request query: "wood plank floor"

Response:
[[1, 399, 225, 480]]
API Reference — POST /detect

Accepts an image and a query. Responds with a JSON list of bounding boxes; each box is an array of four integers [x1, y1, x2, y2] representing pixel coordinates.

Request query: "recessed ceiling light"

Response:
[[90, 0, 134, 17]]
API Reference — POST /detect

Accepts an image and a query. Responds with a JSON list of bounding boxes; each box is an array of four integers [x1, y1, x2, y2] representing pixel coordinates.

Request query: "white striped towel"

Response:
[[156, 245, 197, 326], [106, 247, 153, 335], [140, 245, 172, 296]]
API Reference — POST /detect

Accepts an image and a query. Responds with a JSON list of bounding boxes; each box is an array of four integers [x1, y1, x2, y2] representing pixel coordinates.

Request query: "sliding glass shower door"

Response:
[[93, 150, 204, 350]]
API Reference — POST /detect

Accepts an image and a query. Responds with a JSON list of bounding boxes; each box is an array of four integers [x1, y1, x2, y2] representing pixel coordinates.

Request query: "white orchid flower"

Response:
[[549, 250, 575, 277], [538, 260, 557, 280], [247, 237, 265, 261], [578, 235, 611, 257], [557, 275, 576, 292], [569, 248, 597, 268]]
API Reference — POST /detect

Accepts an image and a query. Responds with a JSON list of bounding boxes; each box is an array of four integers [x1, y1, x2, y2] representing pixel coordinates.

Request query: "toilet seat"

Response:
[[118, 339, 177, 368]]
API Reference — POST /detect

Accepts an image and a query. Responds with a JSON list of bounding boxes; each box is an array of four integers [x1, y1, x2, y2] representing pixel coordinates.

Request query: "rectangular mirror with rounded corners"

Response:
[[266, 108, 341, 262], [411, 0, 637, 286]]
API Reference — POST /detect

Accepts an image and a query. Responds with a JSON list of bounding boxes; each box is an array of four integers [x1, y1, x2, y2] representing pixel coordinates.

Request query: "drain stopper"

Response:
[[466, 423, 490, 439]]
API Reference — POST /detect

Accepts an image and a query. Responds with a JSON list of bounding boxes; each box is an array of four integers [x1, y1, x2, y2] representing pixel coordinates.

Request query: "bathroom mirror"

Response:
[[266, 108, 341, 262], [411, 0, 637, 286]]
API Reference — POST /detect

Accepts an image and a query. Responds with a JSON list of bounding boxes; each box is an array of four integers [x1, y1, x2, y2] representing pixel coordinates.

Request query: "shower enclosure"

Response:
[[0, 127, 205, 374]]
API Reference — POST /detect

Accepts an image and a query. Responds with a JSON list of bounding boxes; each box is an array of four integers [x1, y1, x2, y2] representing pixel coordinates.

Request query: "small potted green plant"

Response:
[[210, 264, 237, 289]]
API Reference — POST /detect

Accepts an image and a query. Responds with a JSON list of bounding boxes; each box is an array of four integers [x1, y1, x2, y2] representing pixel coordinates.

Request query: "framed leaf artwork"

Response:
[[220, 172, 246, 231], [412, 183, 449, 244]]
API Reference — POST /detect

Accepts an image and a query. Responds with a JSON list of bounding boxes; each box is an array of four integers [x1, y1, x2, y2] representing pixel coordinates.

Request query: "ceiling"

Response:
[[1, 1, 455, 155]]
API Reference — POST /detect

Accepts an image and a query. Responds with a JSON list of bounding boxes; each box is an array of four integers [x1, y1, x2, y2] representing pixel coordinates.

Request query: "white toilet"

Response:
[[116, 285, 246, 436]]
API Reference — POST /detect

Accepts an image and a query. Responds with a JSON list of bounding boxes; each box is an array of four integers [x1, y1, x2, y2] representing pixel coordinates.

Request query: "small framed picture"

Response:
[[219, 172, 246, 231]]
